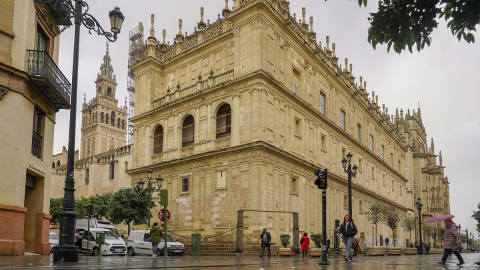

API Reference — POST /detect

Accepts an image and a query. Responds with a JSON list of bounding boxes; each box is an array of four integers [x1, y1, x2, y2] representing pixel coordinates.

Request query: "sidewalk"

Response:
[[0, 253, 479, 269]]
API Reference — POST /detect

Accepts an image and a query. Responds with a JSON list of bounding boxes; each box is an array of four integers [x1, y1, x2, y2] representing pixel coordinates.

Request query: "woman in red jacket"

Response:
[[300, 232, 310, 258]]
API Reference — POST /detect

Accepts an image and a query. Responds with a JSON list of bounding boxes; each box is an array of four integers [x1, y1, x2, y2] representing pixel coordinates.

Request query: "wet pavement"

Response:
[[0, 253, 479, 269]]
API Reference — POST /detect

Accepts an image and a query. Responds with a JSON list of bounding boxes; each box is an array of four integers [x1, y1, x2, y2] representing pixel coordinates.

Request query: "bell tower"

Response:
[[80, 43, 128, 158]]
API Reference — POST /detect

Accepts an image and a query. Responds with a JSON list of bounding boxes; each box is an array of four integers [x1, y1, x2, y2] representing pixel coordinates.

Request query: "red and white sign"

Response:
[[158, 209, 170, 222]]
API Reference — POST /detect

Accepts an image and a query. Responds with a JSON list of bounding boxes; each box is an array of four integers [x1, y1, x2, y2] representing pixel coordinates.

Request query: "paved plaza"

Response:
[[0, 253, 480, 270]]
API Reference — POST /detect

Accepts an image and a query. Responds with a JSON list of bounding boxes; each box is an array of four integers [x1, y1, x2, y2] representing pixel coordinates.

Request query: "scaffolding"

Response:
[[127, 24, 143, 145]]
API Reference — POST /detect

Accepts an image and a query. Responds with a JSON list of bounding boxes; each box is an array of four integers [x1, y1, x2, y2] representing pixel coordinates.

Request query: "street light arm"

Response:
[[38, 0, 119, 42]]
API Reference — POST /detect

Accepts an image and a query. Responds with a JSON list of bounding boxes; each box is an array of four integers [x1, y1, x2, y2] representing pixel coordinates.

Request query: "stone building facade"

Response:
[[126, 0, 450, 247], [0, 0, 71, 255]]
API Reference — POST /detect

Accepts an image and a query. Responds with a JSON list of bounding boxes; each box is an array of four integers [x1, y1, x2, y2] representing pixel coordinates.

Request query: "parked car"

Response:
[[76, 219, 120, 236], [81, 228, 127, 256], [127, 229, 185, 256], [49, 232, 59, 252]]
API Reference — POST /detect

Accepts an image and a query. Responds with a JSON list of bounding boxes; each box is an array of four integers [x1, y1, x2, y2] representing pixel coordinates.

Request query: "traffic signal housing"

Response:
[[314, 168, 328, 189]]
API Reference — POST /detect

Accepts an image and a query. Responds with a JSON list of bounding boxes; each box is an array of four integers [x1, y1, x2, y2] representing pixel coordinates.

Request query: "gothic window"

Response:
[[101, 112, 104, 123], [106, 114, 109, 124], [57, 160, 60, 167], [111, 112, 115, 126], [182, 115, 194, 147], [122, 119, 125, 130], [153, 125, 164, 154], [52, 162, 55, 168], [216, 104, 231, 139], [107, 87, 112, 98]]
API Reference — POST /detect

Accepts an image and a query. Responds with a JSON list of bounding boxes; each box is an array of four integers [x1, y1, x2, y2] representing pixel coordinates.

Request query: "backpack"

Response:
[[300, 237, 304, 244]]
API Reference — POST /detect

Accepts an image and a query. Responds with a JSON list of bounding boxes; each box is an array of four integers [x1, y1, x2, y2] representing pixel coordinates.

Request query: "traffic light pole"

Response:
[[319, 188, 329, 265]]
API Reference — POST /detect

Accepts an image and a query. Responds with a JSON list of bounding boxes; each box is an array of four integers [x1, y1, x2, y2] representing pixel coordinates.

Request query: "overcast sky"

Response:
[[53, 0, 480, 237]]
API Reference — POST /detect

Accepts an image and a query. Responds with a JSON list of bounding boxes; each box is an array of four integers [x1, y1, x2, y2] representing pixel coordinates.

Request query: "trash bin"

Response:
[[191, 233, 201, 256]]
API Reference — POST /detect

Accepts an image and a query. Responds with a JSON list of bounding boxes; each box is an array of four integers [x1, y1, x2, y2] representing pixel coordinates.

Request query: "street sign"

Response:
[[158, 209, 170, 222]]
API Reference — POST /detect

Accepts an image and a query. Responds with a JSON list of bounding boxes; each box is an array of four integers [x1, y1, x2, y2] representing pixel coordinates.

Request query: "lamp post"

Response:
[[341, 152, 358, 217], [138, 173, 168, 257], [466, 229, 469, 250], [46, 0, 124, 263], [415, 198, 423, 254], [137, 168, 161, 227]]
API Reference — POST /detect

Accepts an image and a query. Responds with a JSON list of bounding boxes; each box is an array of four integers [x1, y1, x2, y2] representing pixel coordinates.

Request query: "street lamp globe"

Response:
[[352, 164, 358, 175], [109, 7, 124, 34], [146, 168, 153, 180], [156, 175, 164, 188], [137, 178, 145, 190], [341, 158, 347, 169], [346, 152, 352, 162]]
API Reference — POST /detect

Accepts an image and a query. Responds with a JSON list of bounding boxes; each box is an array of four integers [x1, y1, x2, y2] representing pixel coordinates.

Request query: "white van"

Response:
[[76, 219, 118, 234], [127, 229, 185, 256], [81, 228, 127, 256]]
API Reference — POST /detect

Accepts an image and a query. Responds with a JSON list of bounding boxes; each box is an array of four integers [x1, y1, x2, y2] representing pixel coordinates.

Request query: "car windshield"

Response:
[[49, 234, 59, 240], [162, 234, 176, 242], [96, 230, 118, 240]]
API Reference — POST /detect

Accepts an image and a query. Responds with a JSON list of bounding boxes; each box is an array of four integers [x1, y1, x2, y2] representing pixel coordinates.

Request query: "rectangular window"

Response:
[[357, 124, 361, 142], [369, 135, 374, 151], [85, 168, 89, 185], [390, 153, 393, 167], [182, 177, 189, 193], [340, 110, 346, 130], [31, 107, 44, 159], [320, 93, 326, 115], [381, 145, 385, 160], [292, 83, 297, 95], [216, 171, 226, 188], [294, 118, 301, 137], [291, 176, 298, 195], [109, 162, 115, 179]]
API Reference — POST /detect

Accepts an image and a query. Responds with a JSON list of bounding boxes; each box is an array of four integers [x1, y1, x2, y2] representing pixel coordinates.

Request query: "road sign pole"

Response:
[[164, 205, 168, 257]]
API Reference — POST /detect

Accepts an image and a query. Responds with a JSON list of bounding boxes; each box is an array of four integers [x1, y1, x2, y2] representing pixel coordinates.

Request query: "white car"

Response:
[[81, 228, 127, 256], [127, 229, 185, 256], [49, 232, 59, 252]]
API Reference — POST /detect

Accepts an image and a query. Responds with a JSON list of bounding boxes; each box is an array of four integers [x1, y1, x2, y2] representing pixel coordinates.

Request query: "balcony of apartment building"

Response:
[[27, 50, 71, 111]]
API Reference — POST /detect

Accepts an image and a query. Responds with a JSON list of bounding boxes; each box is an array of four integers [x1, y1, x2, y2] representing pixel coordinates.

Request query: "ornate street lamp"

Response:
[[137, 168, 160, 227], [415, 198, 423, 254], [44, 0, 124, 263], [341, 152, 358, 217]]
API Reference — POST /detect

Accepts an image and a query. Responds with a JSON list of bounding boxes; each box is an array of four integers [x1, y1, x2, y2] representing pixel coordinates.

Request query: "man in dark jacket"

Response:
[[259, 228, 271, 258], [336, 214, 358, 262]]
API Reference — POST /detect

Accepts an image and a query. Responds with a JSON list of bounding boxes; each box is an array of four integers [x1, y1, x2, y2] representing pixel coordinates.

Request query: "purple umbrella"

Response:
[[426, 214, 455, 223]]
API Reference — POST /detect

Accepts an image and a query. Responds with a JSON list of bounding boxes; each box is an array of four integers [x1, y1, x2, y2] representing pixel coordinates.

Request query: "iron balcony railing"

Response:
[[31, 131, 43, 159], [27, 50, 71, 110]]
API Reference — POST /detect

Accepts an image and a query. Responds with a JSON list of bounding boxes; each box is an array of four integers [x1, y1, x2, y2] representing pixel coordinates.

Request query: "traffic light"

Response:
[[335, 219, 340, 228], [314, 168, 328, 189]]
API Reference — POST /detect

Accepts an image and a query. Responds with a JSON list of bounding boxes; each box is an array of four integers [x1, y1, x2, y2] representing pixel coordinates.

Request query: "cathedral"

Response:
[[52, 0, 450, 252]]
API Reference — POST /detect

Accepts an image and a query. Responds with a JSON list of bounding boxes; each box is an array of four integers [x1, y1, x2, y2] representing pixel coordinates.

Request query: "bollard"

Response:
[[191, 233, 201, 256]]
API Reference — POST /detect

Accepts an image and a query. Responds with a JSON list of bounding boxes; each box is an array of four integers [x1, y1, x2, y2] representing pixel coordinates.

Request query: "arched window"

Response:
[[56, 160, 60, 167], [216, 104, 231, 139], [182, 115, 194, 147], [122, 119, 125, 130], [107, 87, 112, 98], [111, 112, 115, 126], [52, 162, 55, 168], [153, 126, 164, 154], [106, 113, 109, 124], [101, 112, 104, 123]]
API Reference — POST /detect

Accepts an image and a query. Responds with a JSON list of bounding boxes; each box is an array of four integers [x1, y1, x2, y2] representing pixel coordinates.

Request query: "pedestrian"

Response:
[[259, 228, 271, 258], [336, 214, 357, 262], [300, 232, 310, 258], [385, 237, 390, 247], [353, 238, 360, 256], [150, 222, 162, 257], [438, 218, 465, 266], [326, 237, 331, 254], [75, 230, 82, 248]]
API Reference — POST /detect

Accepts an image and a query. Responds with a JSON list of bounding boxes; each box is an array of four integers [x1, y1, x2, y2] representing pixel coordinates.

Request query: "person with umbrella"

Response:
[[434, 217, 465, 266]]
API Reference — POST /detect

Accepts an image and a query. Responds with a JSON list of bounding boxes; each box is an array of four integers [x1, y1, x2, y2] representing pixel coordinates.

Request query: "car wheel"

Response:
[[128, 247, 135, 256], [93, 247, 99, 256], [157, 248, 164, 256]]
